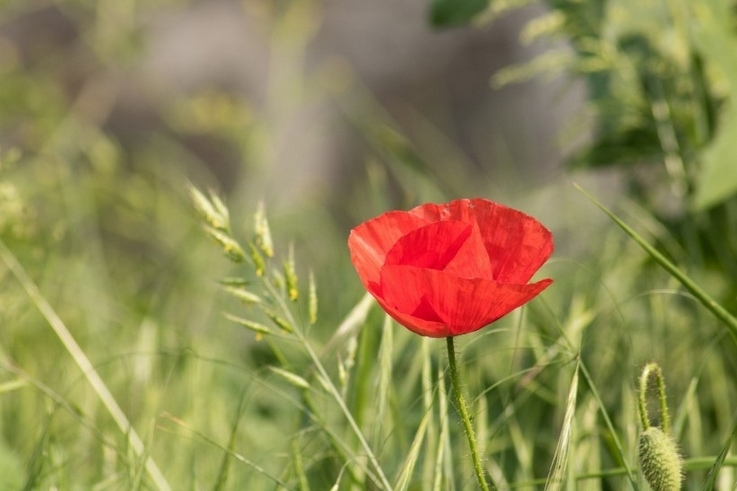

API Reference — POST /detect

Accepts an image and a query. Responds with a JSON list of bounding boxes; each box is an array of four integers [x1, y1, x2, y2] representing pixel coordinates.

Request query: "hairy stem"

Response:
[[638, 363, 671, 434], [446, 336, 491, 491]]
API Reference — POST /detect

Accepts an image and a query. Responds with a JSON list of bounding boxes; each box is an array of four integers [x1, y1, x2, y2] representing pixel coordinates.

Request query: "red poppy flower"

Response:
[[348, 198, 554, 337]]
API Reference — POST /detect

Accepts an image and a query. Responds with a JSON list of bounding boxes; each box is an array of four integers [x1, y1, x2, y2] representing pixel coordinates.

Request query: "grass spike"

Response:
[[308, 269, 318, 324], [263, 308, 294, 333], [223, 286, 262, 305], [222, 312, 272, 336], [544, 362, 579, 491], [261, 280, 394, 490], [254, 201, 274, 257], [394, 412, 430, 491], [283, 242, 298, 301], [203, 225, 246, 263], [208, 191, 230, 226], [248, 243, 266, 276], [189, 185, 229, 232], [269, 366, 311, 390]]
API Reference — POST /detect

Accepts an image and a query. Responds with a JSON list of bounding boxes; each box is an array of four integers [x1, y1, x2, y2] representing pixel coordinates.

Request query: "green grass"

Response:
[[1, 172, 735, 489], [1, 1, 737, 489]]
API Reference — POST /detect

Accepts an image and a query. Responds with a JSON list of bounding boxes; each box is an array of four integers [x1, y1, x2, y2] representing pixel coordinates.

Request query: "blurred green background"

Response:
[[0, 0, 736, 489]]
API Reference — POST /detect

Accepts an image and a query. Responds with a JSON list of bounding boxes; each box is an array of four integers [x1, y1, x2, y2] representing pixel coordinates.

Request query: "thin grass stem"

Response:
[[0, 239, 172, 491], [579, 361, 639, 490], [262, 279, 394, 491]]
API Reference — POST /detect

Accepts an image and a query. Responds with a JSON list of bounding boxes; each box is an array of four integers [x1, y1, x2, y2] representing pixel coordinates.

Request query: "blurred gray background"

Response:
[[1, 0, 584, 210]]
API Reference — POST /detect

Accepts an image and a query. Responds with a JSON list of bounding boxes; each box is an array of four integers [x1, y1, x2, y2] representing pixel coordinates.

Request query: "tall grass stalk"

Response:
[[543, 362, 579, 491], [259, 272, 395, 490], [0, 239, 172, 491], [579, 361, 639, 490]]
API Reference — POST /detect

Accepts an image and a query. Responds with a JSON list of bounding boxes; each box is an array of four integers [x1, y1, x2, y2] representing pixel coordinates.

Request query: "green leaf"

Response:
[[429, 0, 488, 27], [700, 421, 737, 491]]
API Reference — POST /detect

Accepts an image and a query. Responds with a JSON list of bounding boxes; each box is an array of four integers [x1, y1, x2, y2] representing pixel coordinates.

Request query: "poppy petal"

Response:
[[443, 221, 494, 280], [371, 294, 451, 337], [348, 211, 429, 288], [380, 265, 552, 337], [410, 198, 553, 283], [468, 199, 553, 283], [384, 220, 494, 279]]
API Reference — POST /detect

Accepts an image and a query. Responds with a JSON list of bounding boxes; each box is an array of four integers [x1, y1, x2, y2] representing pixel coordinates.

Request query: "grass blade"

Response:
[[394, 412, 430, 491], [575, 183, 737, 344], [212, 396, 246, 491], [433, 364, 451, 491], [0, 239, 172, 491], [700, 419, 737, 491], [579, 361, 639, 490], [162, 413, 289, 488], [373, 314, 394, 447]]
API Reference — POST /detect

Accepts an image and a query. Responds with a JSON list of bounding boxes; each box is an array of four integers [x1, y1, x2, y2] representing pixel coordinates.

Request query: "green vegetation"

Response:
[[1, 0, 736, 489]]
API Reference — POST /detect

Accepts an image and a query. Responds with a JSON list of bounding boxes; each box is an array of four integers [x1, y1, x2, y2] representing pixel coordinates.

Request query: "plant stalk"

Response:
[[446, 336, 492, 491]]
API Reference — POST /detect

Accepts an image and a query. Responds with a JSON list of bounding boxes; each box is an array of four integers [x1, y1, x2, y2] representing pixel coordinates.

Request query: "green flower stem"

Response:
[[638, 363, 671, 434], [446, 336, 492, 491]]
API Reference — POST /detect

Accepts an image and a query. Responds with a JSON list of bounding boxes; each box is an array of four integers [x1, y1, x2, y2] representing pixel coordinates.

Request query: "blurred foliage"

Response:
[[429, 0, 488, 27], [0, 0, 736, 489], [450, 0, 737, 210], [438, 0, 737, 318]]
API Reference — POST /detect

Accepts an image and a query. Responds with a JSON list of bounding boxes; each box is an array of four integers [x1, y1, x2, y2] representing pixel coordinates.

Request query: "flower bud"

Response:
[[638, 427, 683, 491]]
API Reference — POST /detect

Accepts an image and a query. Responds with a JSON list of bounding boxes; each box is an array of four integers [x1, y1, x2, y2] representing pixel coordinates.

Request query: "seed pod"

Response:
[[638, 427, 683, 491]]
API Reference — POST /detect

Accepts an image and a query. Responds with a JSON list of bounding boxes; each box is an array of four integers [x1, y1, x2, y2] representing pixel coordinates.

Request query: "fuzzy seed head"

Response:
[[638, 427, 682, 491]]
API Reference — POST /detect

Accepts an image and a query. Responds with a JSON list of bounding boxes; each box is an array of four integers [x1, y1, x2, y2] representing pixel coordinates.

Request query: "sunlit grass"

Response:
[[1, 1, 737, 489], [2, 170, 735, 489]]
